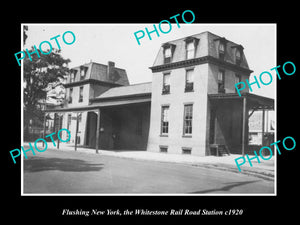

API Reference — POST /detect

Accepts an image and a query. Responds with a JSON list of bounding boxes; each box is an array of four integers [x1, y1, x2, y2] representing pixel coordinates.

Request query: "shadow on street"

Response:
[[24, 157, 104, 172], [188, 180, 259, 193]]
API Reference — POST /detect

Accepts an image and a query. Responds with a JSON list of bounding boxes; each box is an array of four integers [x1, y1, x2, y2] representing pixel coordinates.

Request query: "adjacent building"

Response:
[[45, 31, 274, 156]]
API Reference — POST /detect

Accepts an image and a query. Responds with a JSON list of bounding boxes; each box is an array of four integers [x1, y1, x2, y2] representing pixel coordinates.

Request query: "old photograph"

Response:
[[21, 24, 276, 195]]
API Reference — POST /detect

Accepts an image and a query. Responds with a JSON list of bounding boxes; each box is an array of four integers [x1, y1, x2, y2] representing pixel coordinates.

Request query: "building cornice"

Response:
[[149, 56, 253, 74], [90, 93, 151, 103], [63, 79, 123, 88]]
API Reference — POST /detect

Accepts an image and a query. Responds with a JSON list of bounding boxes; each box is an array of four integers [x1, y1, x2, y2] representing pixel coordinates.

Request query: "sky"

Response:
[[23, 23, 276, 98]]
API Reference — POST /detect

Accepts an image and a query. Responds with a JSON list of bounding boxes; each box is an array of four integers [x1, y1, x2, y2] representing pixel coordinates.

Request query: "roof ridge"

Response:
[[106, 81, 152, 89], [93, 82, 152, 100], [161, 31, 209, 45]]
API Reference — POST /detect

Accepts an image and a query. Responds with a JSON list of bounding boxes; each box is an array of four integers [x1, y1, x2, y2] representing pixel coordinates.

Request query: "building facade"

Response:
[[45, 31, 274, 156]]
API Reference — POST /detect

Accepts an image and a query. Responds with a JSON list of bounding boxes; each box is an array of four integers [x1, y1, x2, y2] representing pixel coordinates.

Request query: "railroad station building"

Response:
[[45, 31, 274, 156]]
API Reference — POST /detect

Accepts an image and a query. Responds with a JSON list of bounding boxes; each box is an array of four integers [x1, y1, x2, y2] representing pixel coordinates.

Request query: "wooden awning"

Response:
[[208, 92, 274, 156], [208, 92, 274, 110]]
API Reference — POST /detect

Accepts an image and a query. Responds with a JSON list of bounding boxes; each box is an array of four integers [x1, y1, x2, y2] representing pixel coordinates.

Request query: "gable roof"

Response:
[[92, 82, 152, 100]]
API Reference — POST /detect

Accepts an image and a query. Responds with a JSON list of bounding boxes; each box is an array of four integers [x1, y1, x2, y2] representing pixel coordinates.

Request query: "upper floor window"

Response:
[[70, 70, 77, 83], [162, 43, 176, 64], [235, 74, 242, 93], [80, 66, 88, 80], [184, 37, 199, 60], [78, 113, 82, 122], [186, 41, 195, 59], [164, 47, 172, 64], [218, 70, 225, 93], [161, 106, 169, 135], [79, 86, 83, 102], [236, 49, 242, 65], [219, 42, 225, 60], [68, 88, 73, 103], [67, 114, 72, 129], [185, 69, 194, 92], [162, 73, 170, 94]]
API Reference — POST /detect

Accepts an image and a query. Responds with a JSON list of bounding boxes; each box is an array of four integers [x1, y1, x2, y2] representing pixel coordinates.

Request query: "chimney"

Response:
[[107, 61, 115, 76]]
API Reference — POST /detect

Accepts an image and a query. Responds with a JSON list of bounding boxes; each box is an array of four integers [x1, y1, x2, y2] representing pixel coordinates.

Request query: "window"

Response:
[[218, 70, 225, 93], [70, 70, 77, 82], [80, 66, 88, 80], [78, 113, 82, 122], [161, 106, 169, 135], [219, 42, 225, 60], [79, 86, 83, 102], [235, 74, 242, 93], [67, 114, 71, 129], [68, 88, 73, 103], [186, 41, 195, 59], [163, 43, 176, 64], [162, 73, 170, 94], [160, 146, 168, 153], [164, 47, 172, 64], [184, 37, 199, 60], [183, 104, 193, 135], [185, 69, 194, 92], [182, 147, 192, 154], [236, 49, 241, 65]]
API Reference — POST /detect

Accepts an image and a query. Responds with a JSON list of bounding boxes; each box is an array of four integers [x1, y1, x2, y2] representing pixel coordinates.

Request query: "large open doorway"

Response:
[[85, 102, 151, 150]]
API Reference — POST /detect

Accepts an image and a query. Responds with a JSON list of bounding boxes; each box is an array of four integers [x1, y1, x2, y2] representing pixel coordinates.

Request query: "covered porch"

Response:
[[208, 92, 274, 156], [44, 89, 151, 153]]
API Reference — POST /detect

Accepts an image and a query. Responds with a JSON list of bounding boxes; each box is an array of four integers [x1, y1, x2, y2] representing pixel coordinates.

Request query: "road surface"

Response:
[[23, 149, 274, 194]]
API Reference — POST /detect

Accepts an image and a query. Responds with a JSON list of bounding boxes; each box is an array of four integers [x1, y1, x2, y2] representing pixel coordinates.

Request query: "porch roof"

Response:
[[208, 92, 274, 110], [92, 82, 152, 101], [45, 82, 152, 113]]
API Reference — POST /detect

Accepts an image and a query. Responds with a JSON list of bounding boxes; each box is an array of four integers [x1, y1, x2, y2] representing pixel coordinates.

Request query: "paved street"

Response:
[[23, 149, 274, 194]]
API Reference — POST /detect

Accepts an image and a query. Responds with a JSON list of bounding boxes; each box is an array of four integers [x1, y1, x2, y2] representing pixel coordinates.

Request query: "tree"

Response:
[[23, 25, 28, 45], [23, 47, 70, 140]]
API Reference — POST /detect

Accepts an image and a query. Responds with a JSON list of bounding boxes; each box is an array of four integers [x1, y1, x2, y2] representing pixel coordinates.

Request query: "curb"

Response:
[[190, 163, 274, 181]]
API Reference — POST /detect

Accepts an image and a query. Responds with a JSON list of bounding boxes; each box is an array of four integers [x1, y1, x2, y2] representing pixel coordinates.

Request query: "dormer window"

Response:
[[186, 42, 195, 59], [184, 37, 199, 60], [164, 47, 172, 63], [214, 37, 227, 61], [231, 45, 244, 66], [80, 66, 88, 80], [162, 43, 176, 64], [236, 49, 241, 65], [70, 69, 77, 83], [219, 42, 225, 60]]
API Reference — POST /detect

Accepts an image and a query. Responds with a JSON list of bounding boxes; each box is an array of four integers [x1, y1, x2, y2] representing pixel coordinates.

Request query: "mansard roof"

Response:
[[151, 31, 251, 73], [67, 61, 129, 86]]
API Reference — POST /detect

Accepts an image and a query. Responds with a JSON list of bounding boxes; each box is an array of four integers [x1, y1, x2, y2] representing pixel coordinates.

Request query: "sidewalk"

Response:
[[28, 142, 275, 181]]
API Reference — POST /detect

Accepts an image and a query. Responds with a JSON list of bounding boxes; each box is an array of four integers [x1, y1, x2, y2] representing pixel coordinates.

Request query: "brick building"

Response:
[[45, 31, 274, 156]]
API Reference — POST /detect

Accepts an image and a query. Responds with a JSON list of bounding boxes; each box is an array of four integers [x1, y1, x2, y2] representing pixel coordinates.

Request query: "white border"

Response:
[[20, 23, 277, 196]]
